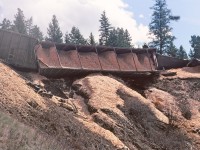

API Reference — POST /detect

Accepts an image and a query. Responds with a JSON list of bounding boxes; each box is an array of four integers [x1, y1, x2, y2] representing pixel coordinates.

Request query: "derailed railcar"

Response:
[[0, 29, 159, 77], [35, 42, 158, 77]]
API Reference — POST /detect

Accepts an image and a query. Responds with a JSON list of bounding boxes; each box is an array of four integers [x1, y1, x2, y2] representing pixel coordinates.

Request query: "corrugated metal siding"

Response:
[[0, 29, 38, 70], [0, 30, 12, 59], [7, 32, 21, 63]]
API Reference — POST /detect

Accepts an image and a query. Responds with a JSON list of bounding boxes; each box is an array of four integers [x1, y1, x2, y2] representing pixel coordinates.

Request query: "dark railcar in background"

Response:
[[0, 29, 38, 70]]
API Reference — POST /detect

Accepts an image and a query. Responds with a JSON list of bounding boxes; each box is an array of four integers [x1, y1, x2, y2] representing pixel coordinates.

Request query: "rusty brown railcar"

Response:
[[35, 42, 158, 77], [0, 29, 159, 77]]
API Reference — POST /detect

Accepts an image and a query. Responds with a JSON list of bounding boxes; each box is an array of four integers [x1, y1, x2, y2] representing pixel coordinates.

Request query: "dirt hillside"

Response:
[[0, 62, 200, 150]]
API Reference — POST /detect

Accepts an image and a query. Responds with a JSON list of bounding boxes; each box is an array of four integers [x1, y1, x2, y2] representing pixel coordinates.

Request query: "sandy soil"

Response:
[[164, 66, 200, 79], [0, 61, 200, 150]]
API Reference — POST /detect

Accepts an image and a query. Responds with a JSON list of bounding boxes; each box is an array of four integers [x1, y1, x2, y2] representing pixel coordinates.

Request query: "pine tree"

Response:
[[143, 43, 149, 48], [65, 32, 71, 44], [177, 45, 188, 59], [189, 35, 200, 59], [30, 25, 43, 41], [88, 32, 96, 45], [107, 28, 132, 48], [107, 28, 118, 47], [1, 8, 43, 41], [149, 0, 180, 55], [124, 29, 132, 47], [13, 8, 27, 34], [117, 28, 125, 47], [166, 40, 178, 57], [47, 15, 63, 43], [99, 11, 112, 46], [189, 49, 194, 59], [26, 17, 33, 35], [65, 26, 86, 45], [0, 18, 12, 30]]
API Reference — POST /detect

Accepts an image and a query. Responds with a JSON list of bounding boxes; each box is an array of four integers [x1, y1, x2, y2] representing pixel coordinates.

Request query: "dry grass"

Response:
[[0, 111, 66, 150]]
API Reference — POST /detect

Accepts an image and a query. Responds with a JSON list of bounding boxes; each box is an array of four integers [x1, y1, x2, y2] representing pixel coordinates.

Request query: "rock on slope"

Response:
[[0, 62, 199, 149]]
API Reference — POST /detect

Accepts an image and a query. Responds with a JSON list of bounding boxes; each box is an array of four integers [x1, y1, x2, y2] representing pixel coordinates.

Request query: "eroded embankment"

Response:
[[0, 61, 200, 150]]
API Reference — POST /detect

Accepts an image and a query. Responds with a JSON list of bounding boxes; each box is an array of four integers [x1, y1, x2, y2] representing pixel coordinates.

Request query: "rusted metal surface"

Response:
[[56, 44, 81, 69], [97, 47, 120, 71], [115, 48, 137, 71], [35, 42, 158, 77], [135, 53, 152, 71], [77, 46, 101, 70], [36, 44, 61, 68], [0, 29, 38, 70]]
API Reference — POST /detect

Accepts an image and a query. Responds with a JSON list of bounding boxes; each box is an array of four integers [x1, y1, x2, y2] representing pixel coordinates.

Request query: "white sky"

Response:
[[0, 0, 149, 46]]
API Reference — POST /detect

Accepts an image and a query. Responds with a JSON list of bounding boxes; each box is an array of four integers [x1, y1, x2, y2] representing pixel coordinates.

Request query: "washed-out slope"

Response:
[[0, 62, 199, 149]]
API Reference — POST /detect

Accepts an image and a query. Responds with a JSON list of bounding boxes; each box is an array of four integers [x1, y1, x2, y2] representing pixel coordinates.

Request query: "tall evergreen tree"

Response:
[[177, 45, 188, 59], [99, 11, 112, 46], [107, 28, 132, 48], [189, 35, 200, 59], [149, 0, 180, 55], [117, 28, 125, 47], [166, 40, 178, 57], [124, 29, 132, 47], [65, 32, 71, 44], [0, 18, 12, 30], [13, 8, 27, 34], [107, 28, 118, 47], [30, 25, 43, 41], [65, 26, 86, 45], [65, 30, 73, 44], [47, 15, 63, 43], [26, 17, 33, 35], [88, 32, 96, 45], [1, 8, 43, 41], [189, 49, 194, 59]]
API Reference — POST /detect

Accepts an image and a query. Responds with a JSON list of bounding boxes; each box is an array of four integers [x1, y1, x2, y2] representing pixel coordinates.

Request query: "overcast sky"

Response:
[[0, 0, 199, 52]]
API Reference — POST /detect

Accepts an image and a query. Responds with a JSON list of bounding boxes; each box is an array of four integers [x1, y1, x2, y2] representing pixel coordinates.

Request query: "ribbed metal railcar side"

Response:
[[0, 29, 38, 70], [35, 42, 158, 77]]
